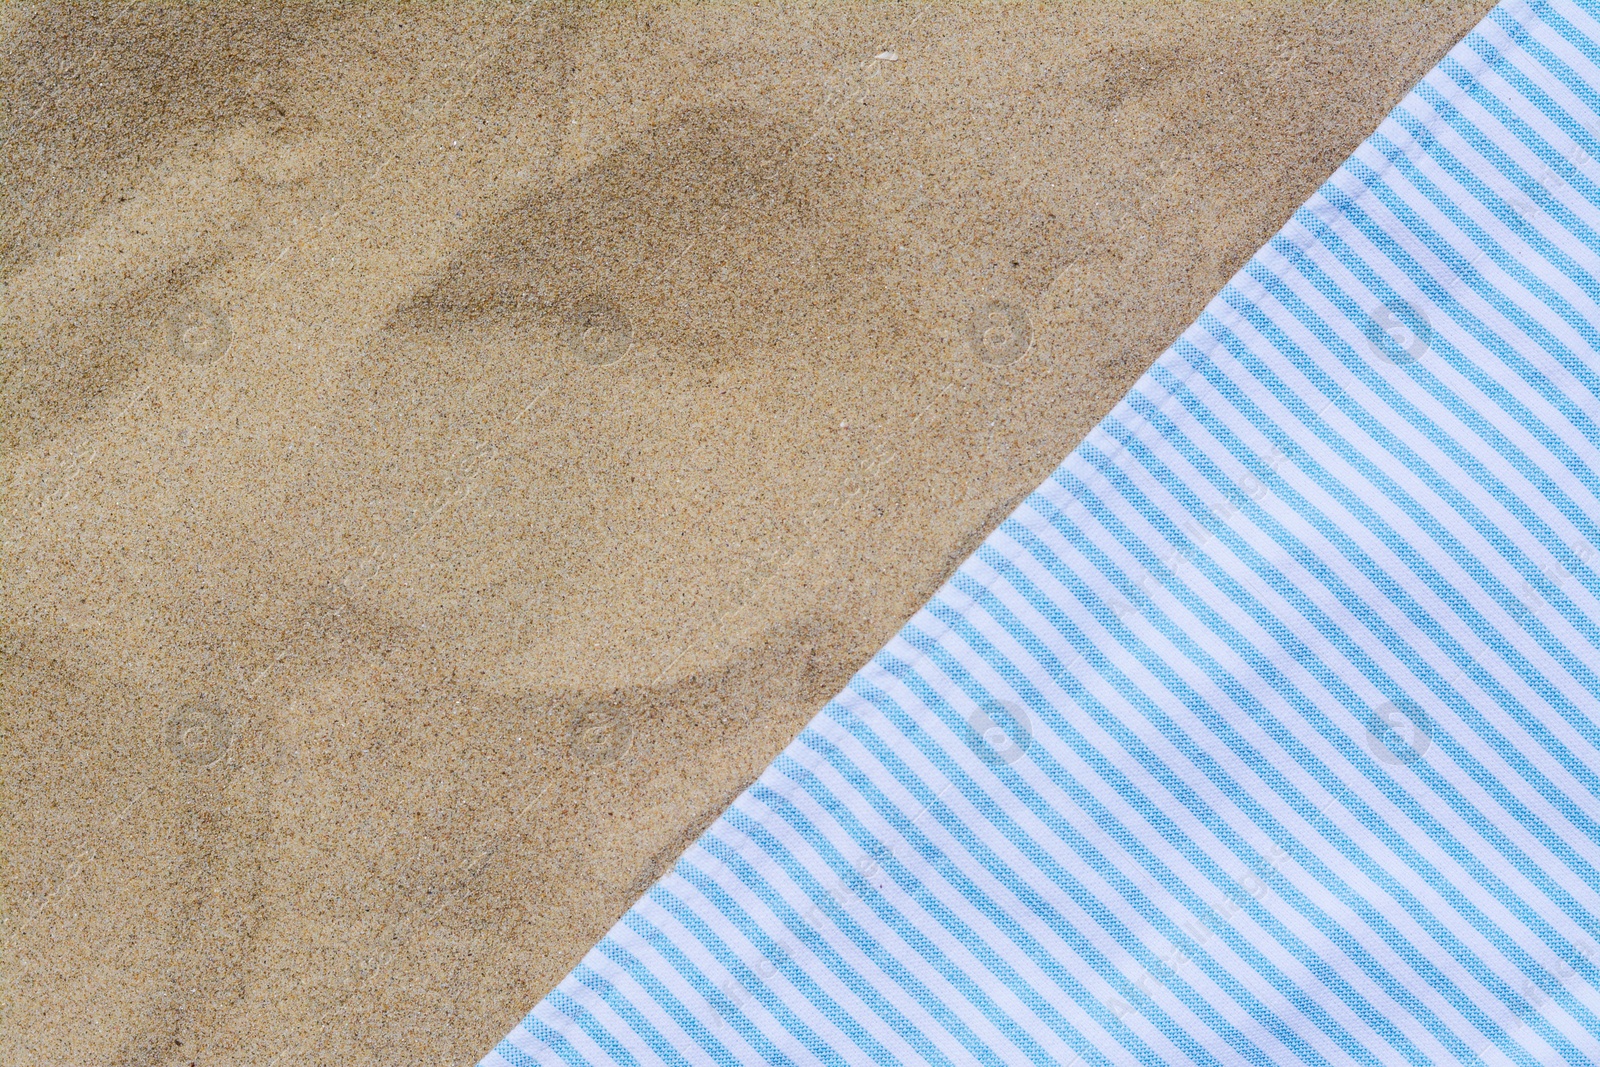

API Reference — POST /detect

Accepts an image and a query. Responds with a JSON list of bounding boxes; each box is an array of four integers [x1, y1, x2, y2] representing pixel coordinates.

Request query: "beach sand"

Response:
[[2, 2, 1493, 1063]]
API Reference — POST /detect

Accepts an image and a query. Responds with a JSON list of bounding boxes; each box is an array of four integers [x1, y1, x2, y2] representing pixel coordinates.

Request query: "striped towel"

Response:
[[482, 1, 1600, 1063]]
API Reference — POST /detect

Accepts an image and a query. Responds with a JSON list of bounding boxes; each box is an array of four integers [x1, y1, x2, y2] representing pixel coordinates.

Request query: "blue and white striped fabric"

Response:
[[482, 1, 1600, 1063]]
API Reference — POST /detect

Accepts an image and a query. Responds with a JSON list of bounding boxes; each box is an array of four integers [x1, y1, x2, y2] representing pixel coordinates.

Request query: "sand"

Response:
[[1, 1, 1494, 1063]]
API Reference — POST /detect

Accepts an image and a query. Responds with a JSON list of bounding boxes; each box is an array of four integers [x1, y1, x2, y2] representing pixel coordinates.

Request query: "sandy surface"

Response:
[[1, 1, 1494, 1063]]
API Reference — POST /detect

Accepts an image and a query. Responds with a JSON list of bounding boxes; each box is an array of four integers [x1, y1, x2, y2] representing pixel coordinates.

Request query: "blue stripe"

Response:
[[1226, 263, 1600, 797], [838, 669, 1238, 1067], [753, 763, 1116, 1067], [934, 565, 1501, 1067], [686, 842, 949, 1067], [676, 856, 911, 1067], [616, 911, 803, 1067], [500, 1016, 596, 1067], [1164, 312, 1600, 937], [549, 983, 649, 1067], [786, 718, 1354, 1067], [725, 796, 1068, 1067], [1077, 406, 1590, 1064], [646, 883, 855, 1067], [713, 802, 1034, 1067]]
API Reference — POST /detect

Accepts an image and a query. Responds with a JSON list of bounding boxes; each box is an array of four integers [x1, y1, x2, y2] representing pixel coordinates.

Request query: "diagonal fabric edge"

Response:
[[481, 0, 1600, 1063]]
